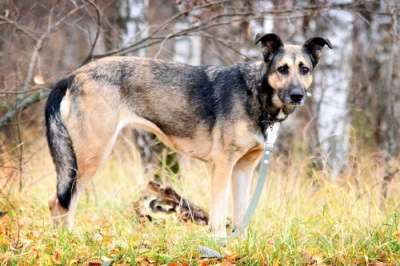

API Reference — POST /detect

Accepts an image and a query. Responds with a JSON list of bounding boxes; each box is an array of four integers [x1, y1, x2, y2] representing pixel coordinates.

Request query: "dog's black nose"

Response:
[[289, 93, 304, 103]]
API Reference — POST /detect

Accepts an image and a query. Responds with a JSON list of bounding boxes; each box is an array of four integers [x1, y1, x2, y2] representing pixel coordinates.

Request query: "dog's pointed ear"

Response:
[[303, 37, 332, 67], [255, 33, 283, 62]]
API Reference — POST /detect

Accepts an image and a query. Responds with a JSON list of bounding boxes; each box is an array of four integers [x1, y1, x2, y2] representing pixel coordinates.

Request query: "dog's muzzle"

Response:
[[282, 86, 305, 105]]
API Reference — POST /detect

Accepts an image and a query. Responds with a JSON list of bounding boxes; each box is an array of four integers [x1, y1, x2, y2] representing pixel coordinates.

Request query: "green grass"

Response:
[[1, 143, 400, 265]]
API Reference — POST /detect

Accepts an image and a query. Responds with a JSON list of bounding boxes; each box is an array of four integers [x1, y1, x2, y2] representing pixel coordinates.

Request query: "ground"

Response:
[[0, 137, 400, 265]]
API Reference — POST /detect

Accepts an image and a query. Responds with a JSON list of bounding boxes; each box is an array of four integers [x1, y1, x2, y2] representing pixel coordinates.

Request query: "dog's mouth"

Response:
[[287, 99, 305, 106]]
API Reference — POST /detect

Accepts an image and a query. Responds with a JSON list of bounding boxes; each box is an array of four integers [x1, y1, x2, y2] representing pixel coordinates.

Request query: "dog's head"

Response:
[[255, 33, 332, 119]]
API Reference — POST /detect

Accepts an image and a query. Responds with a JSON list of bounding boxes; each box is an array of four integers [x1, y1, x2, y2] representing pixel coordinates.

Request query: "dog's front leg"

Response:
[[209, 159, 234, 239], [232, 149, 263, 232]]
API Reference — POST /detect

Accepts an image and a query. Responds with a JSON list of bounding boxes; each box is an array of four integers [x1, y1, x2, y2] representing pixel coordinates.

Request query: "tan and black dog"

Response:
[[45, 33, 331, 237]]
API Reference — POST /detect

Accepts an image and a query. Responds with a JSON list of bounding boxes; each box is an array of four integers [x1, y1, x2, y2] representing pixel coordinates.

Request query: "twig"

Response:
[[0, 15, 37, 41], [0, 87, 45, 95], [151, 0, 232, 36], [21, 3, 87, 93], [16, 111, 23, 191], [91, 0, 233, 59], [0, 88, 50, 128], [80, 0, 102, 66], [195, 32, 250, 60], [153, 33, 173, 59], [0, 3, 88, 129]]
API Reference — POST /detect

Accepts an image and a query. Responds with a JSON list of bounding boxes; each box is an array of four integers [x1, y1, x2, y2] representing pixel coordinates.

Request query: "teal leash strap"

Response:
[[231, 123, 280, 238]]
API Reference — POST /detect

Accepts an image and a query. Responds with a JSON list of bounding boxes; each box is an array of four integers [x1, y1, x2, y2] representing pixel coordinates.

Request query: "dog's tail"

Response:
[[45, 76, 77, 210]]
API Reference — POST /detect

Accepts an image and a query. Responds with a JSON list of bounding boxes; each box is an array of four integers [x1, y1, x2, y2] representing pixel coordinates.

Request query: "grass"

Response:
[[0, 137, 400, 265]]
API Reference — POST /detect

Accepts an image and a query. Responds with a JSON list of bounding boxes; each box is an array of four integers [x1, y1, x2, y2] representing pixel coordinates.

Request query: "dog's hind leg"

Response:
[[46, 79, 121, 229], [48, 141, 113, 230], [62, 134, 116, 230], [231, 148, 263, 231], [48, 113, 120, 229]]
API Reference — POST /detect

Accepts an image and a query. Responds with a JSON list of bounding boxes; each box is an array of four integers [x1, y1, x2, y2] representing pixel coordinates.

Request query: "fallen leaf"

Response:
[[87, 262, 101, 266], [53, 251, 62, 265], [34, 74, 45, 85], [369, 262, 387, 266]]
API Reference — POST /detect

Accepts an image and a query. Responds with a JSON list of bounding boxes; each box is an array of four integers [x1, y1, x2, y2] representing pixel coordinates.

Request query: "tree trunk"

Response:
[[310, 5, 352, 179]]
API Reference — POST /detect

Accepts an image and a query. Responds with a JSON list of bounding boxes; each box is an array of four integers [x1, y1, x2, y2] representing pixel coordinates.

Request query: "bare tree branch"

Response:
[[21, 3, 88, 93], [193, 32, 250, 60], [0, 3, 88, 129], [0, 89, 50, 128], [90, 1, 395, 60], [0, 15, 37, 41], [80, 0, 102, 66], [91, 0, 233, 59]]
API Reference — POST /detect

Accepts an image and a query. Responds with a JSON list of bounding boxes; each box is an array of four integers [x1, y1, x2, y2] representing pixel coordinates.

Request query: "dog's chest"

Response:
[[229, 120, 264, 152]]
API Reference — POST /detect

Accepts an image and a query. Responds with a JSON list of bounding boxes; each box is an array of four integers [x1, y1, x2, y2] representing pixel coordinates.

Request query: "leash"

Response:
[[199, 123, 281, 257], [231, 122, 280, 238]]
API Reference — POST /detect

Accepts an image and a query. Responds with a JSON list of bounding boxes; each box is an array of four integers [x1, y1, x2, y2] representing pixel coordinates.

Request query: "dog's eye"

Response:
[[277, 65, 289, 75], [300, 66, 310, 75]]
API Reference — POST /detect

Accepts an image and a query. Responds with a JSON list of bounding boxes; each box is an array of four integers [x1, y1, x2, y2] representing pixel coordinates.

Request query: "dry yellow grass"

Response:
[[0, 134, 400, 265]]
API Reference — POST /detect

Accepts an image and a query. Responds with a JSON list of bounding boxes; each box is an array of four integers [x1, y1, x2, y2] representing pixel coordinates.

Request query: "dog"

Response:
[[45, 33, 331, 238]]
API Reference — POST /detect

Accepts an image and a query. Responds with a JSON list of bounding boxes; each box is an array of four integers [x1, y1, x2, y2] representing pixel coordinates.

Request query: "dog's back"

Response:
[[72, 56, 256, 138]]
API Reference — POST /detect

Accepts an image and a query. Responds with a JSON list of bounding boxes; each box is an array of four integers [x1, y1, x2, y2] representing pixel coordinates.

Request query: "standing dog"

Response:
[[45, 33, 331, 238]]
